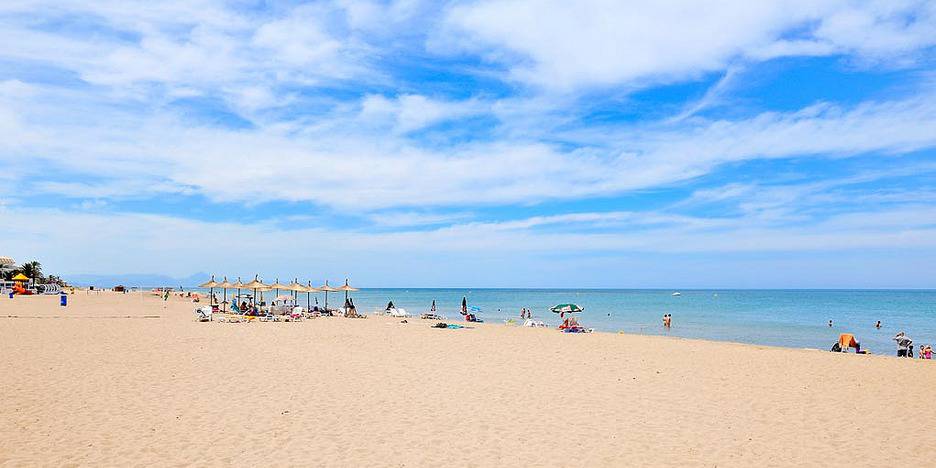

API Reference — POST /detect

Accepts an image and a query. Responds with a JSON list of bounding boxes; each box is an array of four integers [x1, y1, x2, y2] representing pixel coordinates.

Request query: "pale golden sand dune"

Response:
[[2, 293, 935, 467]]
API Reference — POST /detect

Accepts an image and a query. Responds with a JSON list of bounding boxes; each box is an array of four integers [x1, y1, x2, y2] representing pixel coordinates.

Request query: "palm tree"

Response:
[[20, 261, 42, 281]]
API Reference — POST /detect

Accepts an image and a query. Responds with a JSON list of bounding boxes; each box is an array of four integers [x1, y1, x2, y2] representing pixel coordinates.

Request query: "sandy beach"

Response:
[[2, 292, 935, 467]]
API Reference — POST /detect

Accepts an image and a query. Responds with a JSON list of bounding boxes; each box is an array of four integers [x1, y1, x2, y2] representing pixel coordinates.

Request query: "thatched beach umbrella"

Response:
[[231, 276, 244, 308], [305, 281, 320, 311], [243, 275, 268, 308], [286, 279, 306, 304], [199, 276, 219, 305], [269, 278, 288, 298], [232, 277, 245, 311], [336, 279, 359, 305], [319, 281, 339, 311], [217, 277, 234, 311]]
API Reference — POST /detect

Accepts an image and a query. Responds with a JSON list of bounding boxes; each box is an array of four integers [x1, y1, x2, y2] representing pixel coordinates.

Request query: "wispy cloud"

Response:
[[1, 0, 935, 285], [442, 0, 936, 90]]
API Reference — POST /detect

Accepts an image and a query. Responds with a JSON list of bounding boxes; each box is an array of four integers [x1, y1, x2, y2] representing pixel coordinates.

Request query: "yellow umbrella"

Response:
[[12, 273, 29, 282], [319, 281, 339, 310]]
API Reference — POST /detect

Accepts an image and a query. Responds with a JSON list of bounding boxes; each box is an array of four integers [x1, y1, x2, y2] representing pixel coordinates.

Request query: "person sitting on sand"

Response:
[[922, 345, 932, 360], [560, 316, 581, 329]]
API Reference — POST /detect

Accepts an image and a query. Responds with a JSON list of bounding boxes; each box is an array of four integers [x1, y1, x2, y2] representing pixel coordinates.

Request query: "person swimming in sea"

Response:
[[875, 320, 882, 329], [828, 320, 833, 327]]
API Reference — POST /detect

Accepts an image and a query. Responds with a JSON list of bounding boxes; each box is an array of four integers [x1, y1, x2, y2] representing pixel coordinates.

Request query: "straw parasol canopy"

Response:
[[0, 256, 14, 268], [243, 275, 269, 306], [217, 277, 234, 311], [336, 278, 359, 304], [304, 280, 320, 311], [285, 279, 306, 303], [269, 278, 288, 296], [199, 276, 220, 288], [199, 275, 220, 305], [319, 281, 339, 310], [231, 277, 245, 311]]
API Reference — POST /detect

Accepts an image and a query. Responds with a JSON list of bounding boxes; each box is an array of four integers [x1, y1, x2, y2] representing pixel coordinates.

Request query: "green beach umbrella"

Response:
[[550, 303, 584, 314]]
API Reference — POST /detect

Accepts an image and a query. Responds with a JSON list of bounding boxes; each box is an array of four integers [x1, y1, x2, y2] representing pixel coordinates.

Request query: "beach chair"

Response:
[[286, 307, 304, 322], [388, 307, 410, 318], [194, 306, 212, 322], [523, 318, 548, 328]]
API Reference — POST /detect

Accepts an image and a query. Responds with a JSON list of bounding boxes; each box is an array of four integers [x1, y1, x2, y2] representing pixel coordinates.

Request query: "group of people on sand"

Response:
[[893, 332, 933, 359], [830, 326, 932, 359]]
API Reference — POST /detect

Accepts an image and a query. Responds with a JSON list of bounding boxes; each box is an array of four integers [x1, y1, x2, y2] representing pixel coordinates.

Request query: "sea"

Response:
[[195, 288, 936, 355]]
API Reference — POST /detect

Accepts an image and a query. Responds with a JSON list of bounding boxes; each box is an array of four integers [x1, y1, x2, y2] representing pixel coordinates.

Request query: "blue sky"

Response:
[[2, 0, 936, 288]]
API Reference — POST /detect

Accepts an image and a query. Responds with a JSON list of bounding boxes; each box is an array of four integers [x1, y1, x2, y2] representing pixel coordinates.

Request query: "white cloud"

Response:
[[3, 76, 935, 210], [442, 0, 936, 90], [359, 94, 487, 133]]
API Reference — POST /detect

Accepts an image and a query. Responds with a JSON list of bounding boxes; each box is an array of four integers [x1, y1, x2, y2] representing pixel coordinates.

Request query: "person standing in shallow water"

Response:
[[828, 320, 833, 327], [875, 320, 882, 329]]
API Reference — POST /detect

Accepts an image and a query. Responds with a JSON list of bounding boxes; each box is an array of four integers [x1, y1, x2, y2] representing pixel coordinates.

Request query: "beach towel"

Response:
[[838, 334, 858, 349]]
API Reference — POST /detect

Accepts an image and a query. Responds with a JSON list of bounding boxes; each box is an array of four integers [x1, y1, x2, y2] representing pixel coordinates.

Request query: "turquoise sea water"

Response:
[[203, 288, 936, 355]]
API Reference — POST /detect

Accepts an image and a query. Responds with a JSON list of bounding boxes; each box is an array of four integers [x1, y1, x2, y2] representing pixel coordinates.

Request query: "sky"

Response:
[[2, 0, 936, 288]]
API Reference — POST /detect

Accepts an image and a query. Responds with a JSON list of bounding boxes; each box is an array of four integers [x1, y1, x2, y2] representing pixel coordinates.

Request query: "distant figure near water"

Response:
[[662, 314, 672, 328], [894, 332, 913, 358], [875, 320, 882, 329], [828, 320, 833, 327]]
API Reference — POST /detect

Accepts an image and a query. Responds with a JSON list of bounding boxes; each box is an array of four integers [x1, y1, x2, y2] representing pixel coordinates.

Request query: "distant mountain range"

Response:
[[64, 272, 210, 288]]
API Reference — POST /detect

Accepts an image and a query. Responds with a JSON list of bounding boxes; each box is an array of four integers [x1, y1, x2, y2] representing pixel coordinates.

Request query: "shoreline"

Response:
[[4, 290, 929, 359]]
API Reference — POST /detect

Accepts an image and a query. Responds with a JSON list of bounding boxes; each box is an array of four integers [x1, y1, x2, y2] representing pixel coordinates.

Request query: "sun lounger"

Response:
[[194, 306, 212, 322], [522, 318, 548, 328], [387, 307, 410, 318]]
